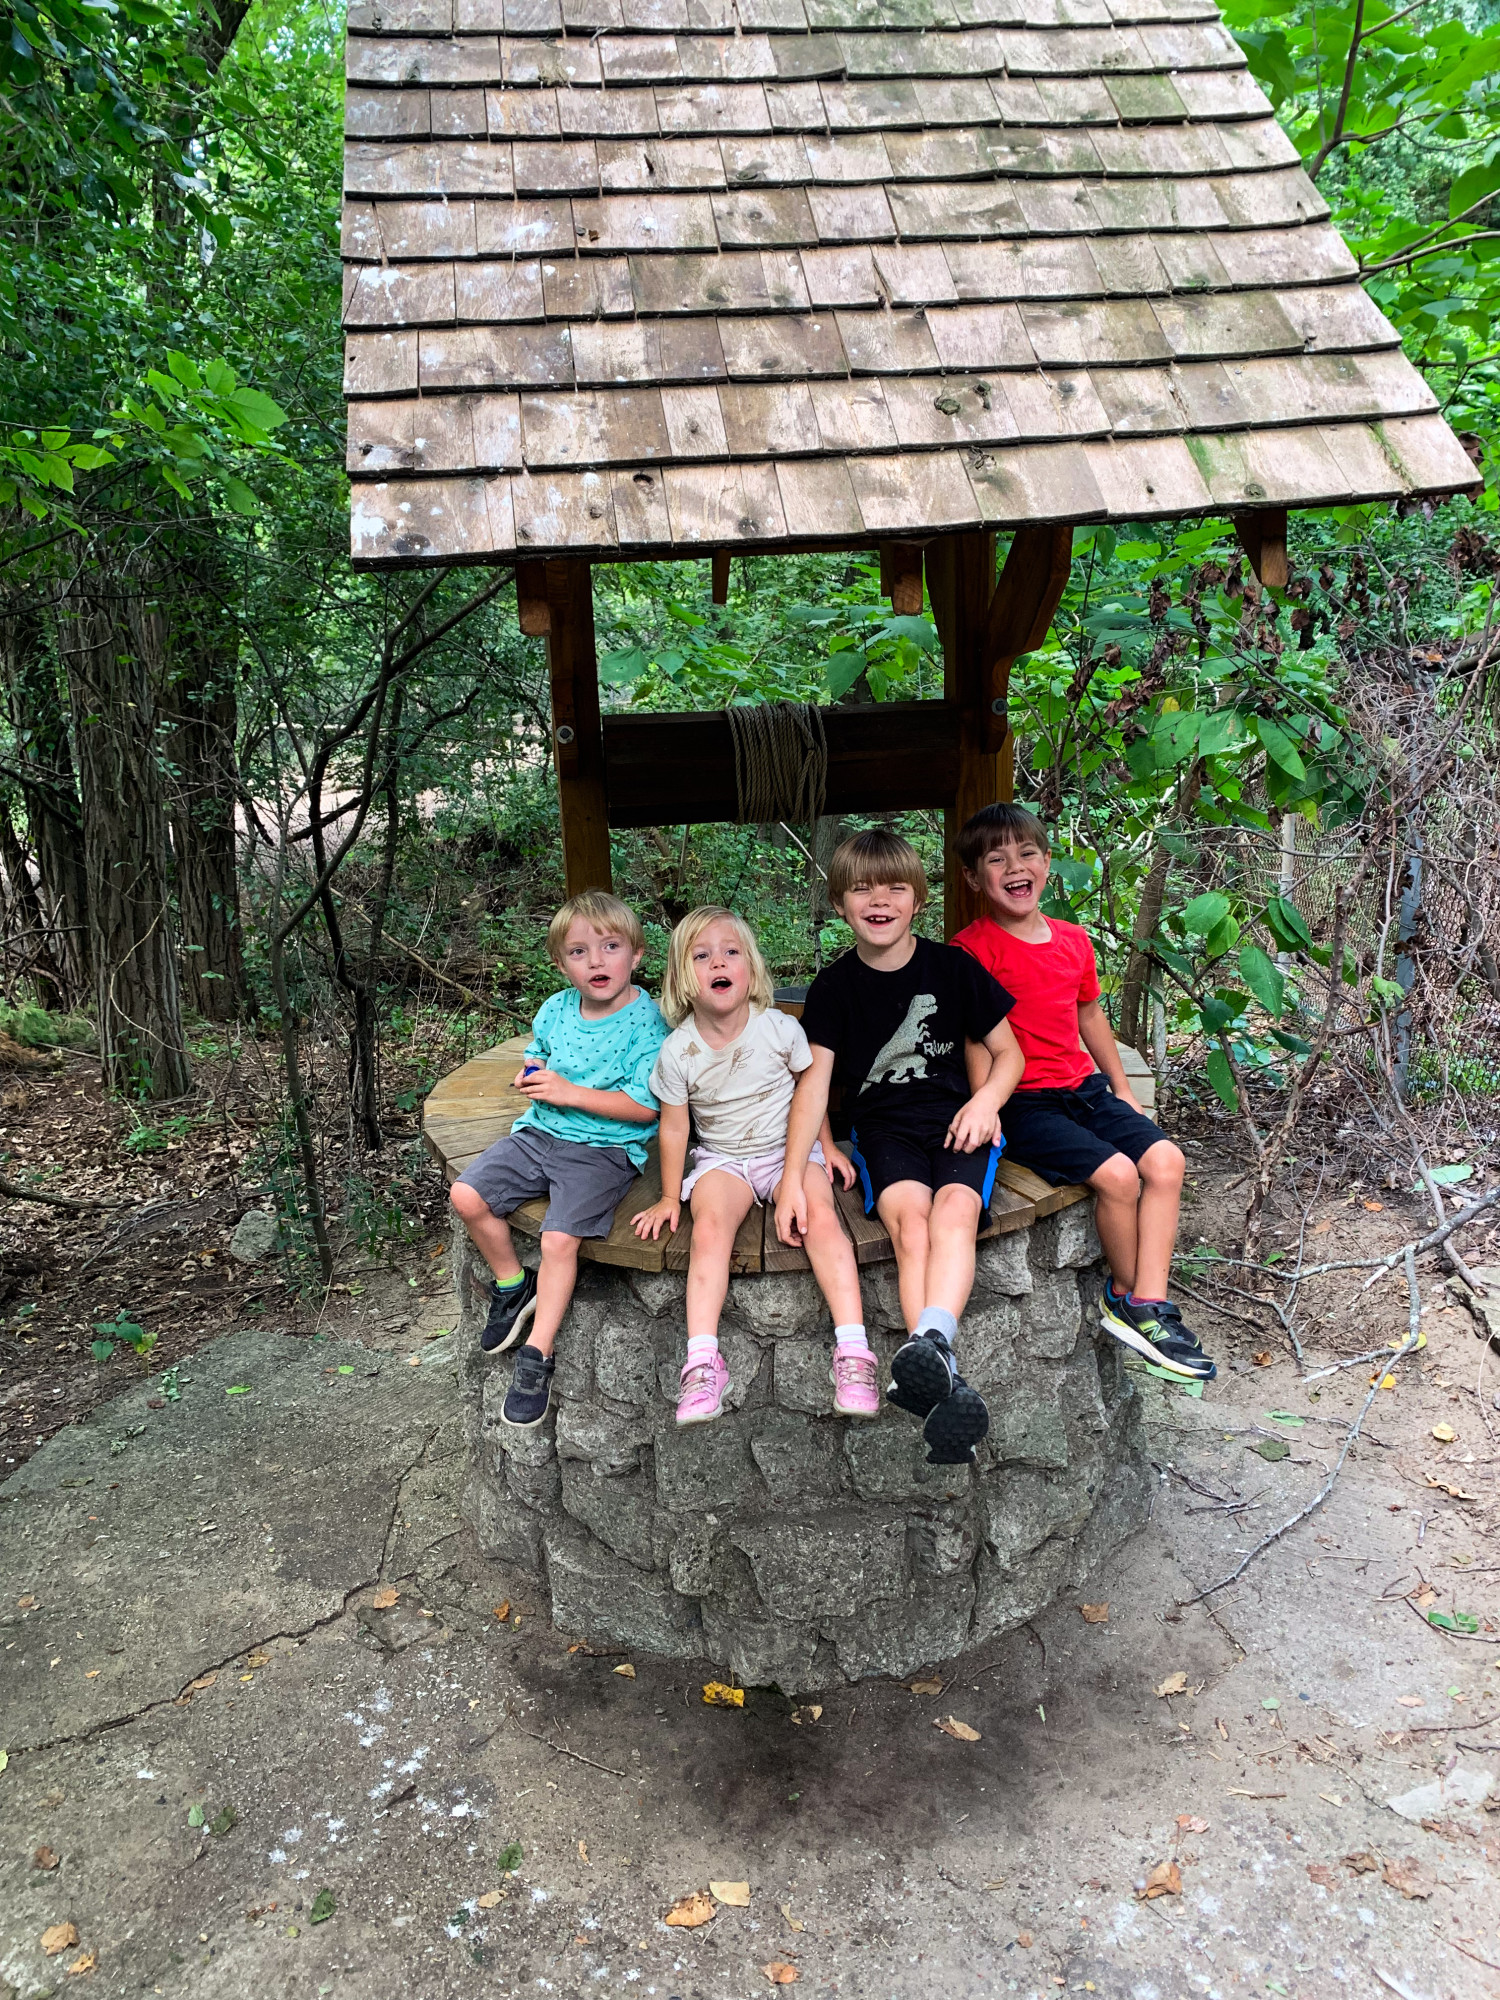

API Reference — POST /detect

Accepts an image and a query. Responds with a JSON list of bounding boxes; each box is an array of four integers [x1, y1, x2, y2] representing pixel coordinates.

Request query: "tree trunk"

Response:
[[59, 576, 192, 1100], [0, 799, 66, 1009], [1119, 761, 1204, 1051], [3, 608, 90, 998]]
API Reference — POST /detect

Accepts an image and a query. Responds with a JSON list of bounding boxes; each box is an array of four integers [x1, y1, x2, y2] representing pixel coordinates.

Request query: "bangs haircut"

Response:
[[828, 828, 929, 912], [546, 890, 645, 967], [660, 905, 774, 1027], [957, 803, 1052, 874]]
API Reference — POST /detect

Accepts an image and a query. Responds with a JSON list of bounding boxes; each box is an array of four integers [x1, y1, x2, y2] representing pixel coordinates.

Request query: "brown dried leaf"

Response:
[[1079, 1603, 1109, 1624], [1138, 1861, 1182, 1900], [477, 1890, 503, 1910], [1175, 1815, 1209, 1835], [17, 1594, 37, 1609], [665, 1892, 715, 1929], [1306, 1863, 1339, 1889], [762, 1963, 798, 1985], [1251, 1350, 1272, 1367], [1396, 1695, 1424, 1708], [184, 1672, 217, 1695], [370, 1587, 399, 1610], [578, 1841, 589, 1865], [246, 1651, 271, 1669], [1382, 1856, 1436, 1900], [711, 1881, 750, 1907], [33, 1846, 60, 1870], [933, 1715, 980, 1742], [494, 1600, 511, 1622], [1155, 1672, 1188, 1699], [908, 1677, 944, 1695], [1343, 1850, 1380, 1874], [1309, 1219, 1332, 1236], [1016, 1931, 1034, 1948], [42, 1923, 79, 1956], [779, 1904, 804, 1933], [66, 1951, 96, 1977], [613, 1663, 636, 1678]]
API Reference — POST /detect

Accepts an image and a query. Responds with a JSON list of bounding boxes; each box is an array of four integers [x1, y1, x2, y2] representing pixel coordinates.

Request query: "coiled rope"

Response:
[[725, 700, 828, 828]]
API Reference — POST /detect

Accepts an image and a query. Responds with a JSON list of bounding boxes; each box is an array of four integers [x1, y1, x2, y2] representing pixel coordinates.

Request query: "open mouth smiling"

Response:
[[709, 974, 733, 991]]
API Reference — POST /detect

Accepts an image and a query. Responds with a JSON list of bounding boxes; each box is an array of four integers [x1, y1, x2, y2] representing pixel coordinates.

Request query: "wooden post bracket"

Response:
[[981, 524, 1074, 761], [1233, 508, 1289, 590], [516, 559, 550, 636], [879, 541, 925, 616], [711, 549, 731, 606]]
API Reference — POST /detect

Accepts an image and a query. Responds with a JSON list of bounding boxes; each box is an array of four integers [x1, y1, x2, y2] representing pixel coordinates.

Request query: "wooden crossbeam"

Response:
[[981, 524, 1075, 762], [1233, 508, 1289, 590], [516, 559, 550, 636], [711, 549, 731, 606]]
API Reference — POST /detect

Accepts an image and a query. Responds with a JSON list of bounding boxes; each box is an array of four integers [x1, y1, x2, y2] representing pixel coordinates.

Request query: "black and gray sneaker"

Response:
[[923, 1374, 990, 1466], [481, 1270, 538, 1354], [887, 1329, 958, 1418], [501, 1342, 554, 1427], [1100, 1288, 1216, 1381]]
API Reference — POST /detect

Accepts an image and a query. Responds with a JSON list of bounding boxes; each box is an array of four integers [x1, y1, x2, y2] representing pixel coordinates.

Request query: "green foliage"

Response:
[[0, 1002, 92, 1049], [91, 1313, 156, 1365]]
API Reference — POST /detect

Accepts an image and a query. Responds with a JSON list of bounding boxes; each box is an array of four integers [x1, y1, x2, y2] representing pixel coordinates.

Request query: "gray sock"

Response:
[[914, 1306, 958, 1345]]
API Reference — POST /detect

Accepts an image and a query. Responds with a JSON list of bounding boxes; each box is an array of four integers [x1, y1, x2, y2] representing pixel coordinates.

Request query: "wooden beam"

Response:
[[881, 542, 924, 616], [602, 701, 962, 827], [516, 559, 550, 636], [711, 549, 731, 605], [545, 558, 611, 895], [981, 523, 1074, 760], [1233, 508, 1289, 590]]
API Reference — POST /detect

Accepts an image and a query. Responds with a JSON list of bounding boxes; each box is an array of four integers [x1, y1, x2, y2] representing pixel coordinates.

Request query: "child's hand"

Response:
[[517, 1066, 575, 1108], [822, 1143, 856, 1191], [633, 1195, 680, 1241], [945, 1095, 998, 1154], [774, 1182, 808, 1247], [1112, 1086, 1145, 1116]]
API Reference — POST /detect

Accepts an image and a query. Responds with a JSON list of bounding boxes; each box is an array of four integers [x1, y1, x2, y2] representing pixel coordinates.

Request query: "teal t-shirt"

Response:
[[516, 985, 667, 1170]]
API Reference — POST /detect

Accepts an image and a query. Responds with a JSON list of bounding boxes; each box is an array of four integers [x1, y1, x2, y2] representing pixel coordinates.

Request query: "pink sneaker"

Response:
[[831, 1347, 880, 1419], [676, 1351, 730, 1426]]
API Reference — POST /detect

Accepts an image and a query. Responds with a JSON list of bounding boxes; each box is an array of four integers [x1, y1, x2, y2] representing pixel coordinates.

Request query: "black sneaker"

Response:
[[887, 1329, 957, 1419], [1100, 1289, 1216, 1381], [923, 1374, 990, 1466], [501, 1343, 554, 1427], [481, 1270, 538, 1354]]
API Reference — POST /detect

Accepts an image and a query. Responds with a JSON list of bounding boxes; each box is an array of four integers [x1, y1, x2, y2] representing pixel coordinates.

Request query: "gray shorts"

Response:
[[456, 1125, 638, 1240]]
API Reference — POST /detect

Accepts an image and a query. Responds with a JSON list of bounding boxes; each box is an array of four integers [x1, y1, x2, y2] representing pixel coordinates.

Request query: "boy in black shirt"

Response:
[[777, 830, 1024, 1463]]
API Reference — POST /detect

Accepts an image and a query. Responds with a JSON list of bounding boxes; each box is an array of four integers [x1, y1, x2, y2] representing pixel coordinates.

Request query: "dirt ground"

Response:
[[3, 1102, 1500, 2000]]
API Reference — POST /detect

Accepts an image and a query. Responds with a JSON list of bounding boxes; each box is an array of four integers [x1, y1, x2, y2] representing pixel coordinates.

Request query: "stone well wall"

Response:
[[455, 1207, 1151, 1694]]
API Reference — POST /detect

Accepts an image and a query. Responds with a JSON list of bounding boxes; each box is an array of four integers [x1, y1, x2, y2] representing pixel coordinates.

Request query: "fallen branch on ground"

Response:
[[0, 1176, 132, 1212]]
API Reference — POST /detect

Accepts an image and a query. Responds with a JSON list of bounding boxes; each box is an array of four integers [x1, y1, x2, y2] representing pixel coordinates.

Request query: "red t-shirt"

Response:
[[951, 914, 1100, 1091]]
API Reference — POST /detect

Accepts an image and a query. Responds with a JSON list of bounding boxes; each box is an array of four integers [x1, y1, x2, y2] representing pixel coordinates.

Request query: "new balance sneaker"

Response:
[[1100, 1287, 1216, 1381], [923, 1375, 990, 1466], [501, 1342, 555, 1427], [886, 1329, 957, 1418], [481, 1270, 538, 1354], [830, 1347, 880, 1419]]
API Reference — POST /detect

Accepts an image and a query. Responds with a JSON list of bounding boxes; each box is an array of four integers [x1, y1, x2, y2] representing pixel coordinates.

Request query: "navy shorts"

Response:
[[848, 1123, 1003, 1215], [1000, 1072, 1169, 1187]]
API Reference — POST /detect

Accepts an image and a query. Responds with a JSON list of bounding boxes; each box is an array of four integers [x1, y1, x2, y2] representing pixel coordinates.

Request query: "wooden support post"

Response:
[[881, 542, 924, 616], [516, 559, 550, 636], [1233, 509, 1289, 590], [928, 525, 1073, 937], [544, 558, 612, 896], [711, 549, 731, 606]]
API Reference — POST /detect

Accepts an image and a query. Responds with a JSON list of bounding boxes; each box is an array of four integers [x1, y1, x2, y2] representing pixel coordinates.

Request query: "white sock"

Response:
[[686, 1334, 719, 1367], [834, 1324, 870, 1354]]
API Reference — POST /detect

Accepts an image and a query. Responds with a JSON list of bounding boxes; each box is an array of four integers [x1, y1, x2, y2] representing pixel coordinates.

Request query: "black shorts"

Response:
[[1000, 1072, 1169, 1187], [848, 1121, 1003, 1215]]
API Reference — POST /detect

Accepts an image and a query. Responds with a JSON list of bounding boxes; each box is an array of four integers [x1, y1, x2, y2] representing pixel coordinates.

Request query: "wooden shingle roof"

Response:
[[341, 0, 1478, 565]]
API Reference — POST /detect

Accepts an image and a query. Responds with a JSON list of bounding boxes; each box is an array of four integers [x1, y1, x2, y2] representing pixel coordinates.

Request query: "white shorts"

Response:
[[682, 1140, 826, 1206]]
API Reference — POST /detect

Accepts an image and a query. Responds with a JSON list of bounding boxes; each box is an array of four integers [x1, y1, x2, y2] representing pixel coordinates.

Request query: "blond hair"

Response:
[[546, 890, 645, 967], [660, 906, 774, 1027], [827, 828, 930, 912]]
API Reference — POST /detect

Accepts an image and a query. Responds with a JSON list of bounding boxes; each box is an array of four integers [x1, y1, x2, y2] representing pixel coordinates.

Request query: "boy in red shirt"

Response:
[[952, 804, 1215, 1383]]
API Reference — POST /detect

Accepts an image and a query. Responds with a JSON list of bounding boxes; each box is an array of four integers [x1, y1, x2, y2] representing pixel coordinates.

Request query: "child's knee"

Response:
[[1140, 1140, 1185, 1189], [884, 1204, 929, 1253], [931, 1184, 981, 1231], [450, 1181, 487, 1223], [539, 1229, 581, 1260], [1090, 1153, 1139, 1199]]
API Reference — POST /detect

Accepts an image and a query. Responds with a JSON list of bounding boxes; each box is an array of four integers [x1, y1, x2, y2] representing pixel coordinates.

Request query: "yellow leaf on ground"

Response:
[[790, 1705, 821, 1725], [613, 1663, 636, 1678], [934, 1715, 980, 1742], [1431, 1424, 1456, 1443], [664, 1892, 714, 1929], [780, 1905, 804, 1933], [42, 1924, 79, 1956], [762, 1962, 799, 1985], [246, 1651, 271, 1669], [1155, 1672, 1188, 1699], [494, 1601, 511, 1622], [710, 1881, 750, 1907], [1080, 1603, 1109, 1624], [1138, 1860, 1183, 1900], [578, 1841, 589, 1865], [477, 1890, 503, 1910], [702, 1682, 744, 1708], [908, 1677, 944, 1695], [66, 1951, 96, 1976], [370, 1587, 399, 1610]]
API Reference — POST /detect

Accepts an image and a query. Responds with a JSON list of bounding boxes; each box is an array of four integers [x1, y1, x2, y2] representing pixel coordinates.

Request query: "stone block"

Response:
[[505, 1454, 562, 1513], [728, 1268, 829, 1340], [654, 1417, 765, 1513], [1068, 1451, 1154, 1587], [464, 1469, 544, 1571], [1041, 1203, 1102, 1271], [559, 1458, 659, 1570], [989, 1362, 1069, 1469], [748, 1411, 846, 1498], [958, 1296, 1022, 1395], [555, 1400, 652, 1472], [665, 1516, 718, 1597], [907, 1507, 978, 1577], [595, 1317, 659, 1408], [730, 1509, 908, 1623], [826, 1572, 975, 1681], [978, 1465, 1094, 1568], [973, 1229, 1034, 1298], [859, 1261, 909, 1334], [844, 1419, 970, 1505], [1020, 1269, 1084, 1360], [543, 1520, 702, 1657], [773, 1338, 832, 1414], [628, 1269, 686, 1319], [970, 1534, 1072, 1645], [700, 1599, 823, 1692]]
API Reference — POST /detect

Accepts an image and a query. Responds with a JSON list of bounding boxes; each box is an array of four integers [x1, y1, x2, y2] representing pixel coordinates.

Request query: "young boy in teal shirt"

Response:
[[450, 890, 667, 1426]]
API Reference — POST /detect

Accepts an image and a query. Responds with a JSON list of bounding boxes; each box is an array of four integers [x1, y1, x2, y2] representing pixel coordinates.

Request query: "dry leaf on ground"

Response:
[[66, 1951, 95, 1976], [1363, 1200, 1385, 1212], [908, 1677, 944, 1695], [1382, 1856, 1437, 1900], [1413, 1585, 1438, 1609], [702, 1682, 744, 1708], [246, 1651, 271, 1669], [762, 1962, 798, 1984], [1425, 1473, 1480, 1501], [710, 1881, 750, 1907], [1155, 1672, 1188, 1698], [34, 1846, 60, 1870], [1306, 1863, 1339, 1889], [370, 1587, 399, 1610], [613, 1663, 636, 1678], [493, 1600, 511, 1622], [1310, 1219, 1332, 1236], [1138, 1861, 1182, 1900], [1016, 1931, 1034, 1948], [1251, 1350, 1272, 1366], [477, 1890, 503, 1910], [1431, 1424, 1456, 1443], [790, 1705, 821, 1725], [578, 1841, 589, 1865], [17, 1594, 37, 1609], [1396, 1696, 1424, 1708], [780, 1905, 804, 1933], [933, 1716, 980, 1742], [42, 1924, 79, 1956], [183, 1673, 216, 1695], [665, 1892, 714, 1929], [1344, 1850, 1380, 1874], [1175, 1815, 1209, 1835], [1080, 1603, 1109, 1624]]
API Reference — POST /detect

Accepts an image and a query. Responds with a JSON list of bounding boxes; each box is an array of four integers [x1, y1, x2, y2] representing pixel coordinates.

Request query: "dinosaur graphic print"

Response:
[[863, 992, 944, 1092]]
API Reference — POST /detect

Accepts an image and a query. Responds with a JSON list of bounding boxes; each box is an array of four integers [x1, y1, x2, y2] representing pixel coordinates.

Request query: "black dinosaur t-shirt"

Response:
[[800, 937, 1014, 1139]]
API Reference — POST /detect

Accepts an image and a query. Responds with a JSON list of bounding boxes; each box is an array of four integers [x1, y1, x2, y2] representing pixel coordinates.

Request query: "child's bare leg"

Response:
[[1086, 1153, 1142, 1294], [685, 1171, 756, 1342], [800, 1164, 862, 1326], [1132, 1139, 1185, 1300], [450, 1181, 524, 1284], [876, 1181, 933, 1331], [924, 1183, 983, 1319], [527, 1230, 581, 1358]]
